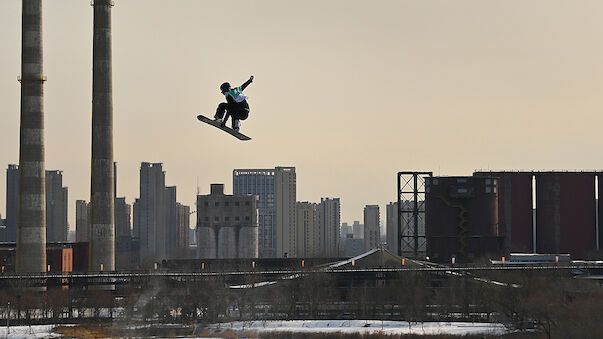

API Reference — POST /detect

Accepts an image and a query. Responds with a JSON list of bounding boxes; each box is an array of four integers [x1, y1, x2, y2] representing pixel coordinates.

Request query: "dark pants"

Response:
[[215, 102, 250, 128]]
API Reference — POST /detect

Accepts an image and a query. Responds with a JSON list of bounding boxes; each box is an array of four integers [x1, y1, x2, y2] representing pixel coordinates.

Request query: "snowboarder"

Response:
[[214, 75, 254, 131]]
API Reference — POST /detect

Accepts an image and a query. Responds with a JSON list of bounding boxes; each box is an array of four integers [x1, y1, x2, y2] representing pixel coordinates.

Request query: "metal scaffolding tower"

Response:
[[397, 171, 432, 258]]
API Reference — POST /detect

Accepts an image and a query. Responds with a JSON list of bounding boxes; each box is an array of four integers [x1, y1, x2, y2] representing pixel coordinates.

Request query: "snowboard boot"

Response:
[[233, 120, 241, 131]]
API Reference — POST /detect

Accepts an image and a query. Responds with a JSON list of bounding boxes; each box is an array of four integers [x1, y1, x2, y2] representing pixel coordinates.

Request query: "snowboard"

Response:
[[196, 114, 251, 141]]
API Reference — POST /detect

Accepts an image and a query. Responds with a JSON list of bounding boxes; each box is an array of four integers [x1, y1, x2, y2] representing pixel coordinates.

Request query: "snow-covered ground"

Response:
[[207, 320, 509, 336], [0, 325, 59, 338]]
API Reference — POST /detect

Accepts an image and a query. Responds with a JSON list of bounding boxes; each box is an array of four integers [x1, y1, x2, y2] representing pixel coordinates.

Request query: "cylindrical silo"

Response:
[[239, 224, 259, 258], [89, 0, 115, 271], [16, 0, 47, 273], [218, 226, 236, 259], [426, 176, 501, 262], [197, 225, 217, 259], [536, 172, 596, 258], [475, 171, 534, 253]]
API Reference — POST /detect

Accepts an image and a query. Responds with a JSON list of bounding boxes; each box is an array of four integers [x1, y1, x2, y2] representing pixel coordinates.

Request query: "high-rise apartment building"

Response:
[[386, 202, 398, 255], [275, 167, 296, 257], [175, 203, 190, 257], [296, 202, 319, 257], [134, 162, 166, 262], [318, 198, 341, 257], [165, 186, 177, 258], [233, 167, 296, 258], [76, 200, 90, 242], [4, 165, 19, 242], [353, 220, 364, 239], [340, 222, 353, 239], [46, 170, 68, 243], [364, 205, 380, 251], [115, 197, 131, 238], [197, 184, 258, 259]]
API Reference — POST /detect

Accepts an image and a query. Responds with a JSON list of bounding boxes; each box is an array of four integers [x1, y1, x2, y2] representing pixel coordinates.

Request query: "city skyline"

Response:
[[2, 1, 603, 229]]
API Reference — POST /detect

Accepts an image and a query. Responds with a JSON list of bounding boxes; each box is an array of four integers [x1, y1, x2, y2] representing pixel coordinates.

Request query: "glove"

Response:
[[249, 75, 254, 82]]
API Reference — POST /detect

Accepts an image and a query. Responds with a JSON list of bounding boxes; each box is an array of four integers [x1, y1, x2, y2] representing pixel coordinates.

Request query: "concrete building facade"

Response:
[[296, 202, 319, 257], [114, 197, 131, 238], [5, 165, 19, 242], [75, 200, 90, 242], [386, 202, 398, 255], [165, 186, 177, 258], [233, 169, 276, 257], [46, 170, 68, 243], [353, 220, 363, 239], [344, 236, 365, 257], [319, 198, 341, 257], [134, 162, 166, 263], [197, 184, 258, 259], [275, 167, 296, 257], [364, 205, 380, 251], [233, 167, 295, 258], [175, 203, 190, 258]]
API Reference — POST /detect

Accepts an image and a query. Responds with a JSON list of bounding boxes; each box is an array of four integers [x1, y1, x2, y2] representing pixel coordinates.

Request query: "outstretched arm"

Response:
[[241, 75, 254, 90]]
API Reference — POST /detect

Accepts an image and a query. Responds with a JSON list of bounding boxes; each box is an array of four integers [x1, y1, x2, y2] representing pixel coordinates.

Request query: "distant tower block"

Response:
[[89, 0, 115, 271], [16, 0, 47, 273]]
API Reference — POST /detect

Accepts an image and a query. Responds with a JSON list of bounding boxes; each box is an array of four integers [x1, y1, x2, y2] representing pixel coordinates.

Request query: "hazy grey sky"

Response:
[[1, 0, 603, 229]]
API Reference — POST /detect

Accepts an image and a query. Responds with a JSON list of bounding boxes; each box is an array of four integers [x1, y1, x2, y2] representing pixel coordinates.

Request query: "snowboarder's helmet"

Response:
[[220, 82, 231, 93]]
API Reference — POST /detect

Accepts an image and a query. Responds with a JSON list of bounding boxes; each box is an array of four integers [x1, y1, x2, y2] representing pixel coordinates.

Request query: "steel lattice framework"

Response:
[[398, 172, 432, 258]]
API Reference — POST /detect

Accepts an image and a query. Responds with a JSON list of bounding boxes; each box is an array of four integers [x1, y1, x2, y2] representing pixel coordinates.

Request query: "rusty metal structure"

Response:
[[475, 171, 603, 259], [536, 172, 597, 258], [425, 176, 502, 262], [474, 171, 534, 253], [397, 172, 432, 258]]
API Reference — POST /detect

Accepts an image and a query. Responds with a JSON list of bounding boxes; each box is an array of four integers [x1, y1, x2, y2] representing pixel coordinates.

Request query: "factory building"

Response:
[[197, 184, 258, 259], [425, 176, 503, 262]]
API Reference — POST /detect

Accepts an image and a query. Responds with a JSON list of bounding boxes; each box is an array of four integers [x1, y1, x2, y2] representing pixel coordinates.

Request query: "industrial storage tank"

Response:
[[425, 176, 502, 262], [536, 172, 596, 258], [475, 171, 534, 253], [197, 184, 259, 259]]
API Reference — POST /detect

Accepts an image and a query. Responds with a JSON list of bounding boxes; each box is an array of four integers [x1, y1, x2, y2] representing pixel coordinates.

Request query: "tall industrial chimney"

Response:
[[16, 0, 46, 273], [90, 0, 115, 271]]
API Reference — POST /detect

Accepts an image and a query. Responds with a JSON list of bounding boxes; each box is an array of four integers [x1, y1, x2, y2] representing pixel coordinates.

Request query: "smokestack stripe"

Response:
[[90, 0, 115, 271], [17, 0, 46, 273]]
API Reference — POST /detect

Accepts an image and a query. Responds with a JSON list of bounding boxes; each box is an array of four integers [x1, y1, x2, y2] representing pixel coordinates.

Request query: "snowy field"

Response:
[[0, 325, 59, 338], [207, 320, 509, 336]]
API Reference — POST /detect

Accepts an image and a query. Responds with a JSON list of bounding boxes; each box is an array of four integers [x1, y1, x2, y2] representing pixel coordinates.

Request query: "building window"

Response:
[[215, 202, 220, 206], [235, 202, 240, 206], [225, 202, 230, 207], [245, 216, 250, 221], [204, 202, 209, 206], [245, 201, 250, 206], [235, 216, 240, 221], [225, 216, 230, 221], [214, 216, 219, 221]]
